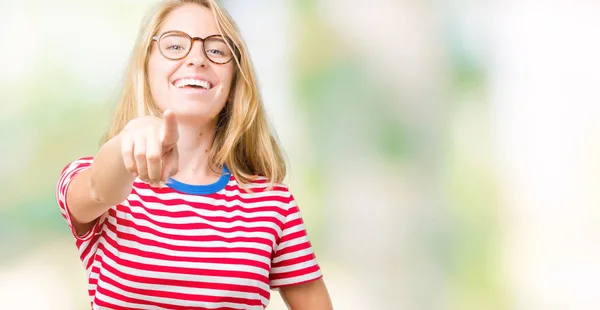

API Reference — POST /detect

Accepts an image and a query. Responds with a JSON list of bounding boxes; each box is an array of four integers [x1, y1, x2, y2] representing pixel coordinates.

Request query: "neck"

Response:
[[171, 118, 221, 184]]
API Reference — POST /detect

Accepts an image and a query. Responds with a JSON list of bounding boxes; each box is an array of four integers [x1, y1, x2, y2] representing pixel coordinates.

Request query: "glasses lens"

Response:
[[204, 37, 233, 63], [159, 33, 191, 59]]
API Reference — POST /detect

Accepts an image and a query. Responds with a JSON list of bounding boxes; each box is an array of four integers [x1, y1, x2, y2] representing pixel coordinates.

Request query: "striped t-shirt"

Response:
[[56, 157, 322, 309]]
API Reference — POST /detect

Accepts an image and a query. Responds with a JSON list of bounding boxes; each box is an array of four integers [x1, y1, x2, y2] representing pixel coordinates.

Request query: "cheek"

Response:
[[217, 66, 236, 97], [147, 55, 174, 108]]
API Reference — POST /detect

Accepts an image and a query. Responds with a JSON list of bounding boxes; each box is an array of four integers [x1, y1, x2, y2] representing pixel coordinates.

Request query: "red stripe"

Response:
[[270, 274, 323, 289], [98, 243, 269, 283], [94, 292, 146, 310], [111, 211, 276, 248], [104, 221, 272, 258], [271, 253, 316, 268], [232, 178, 275, 185], [131, 187, 290, 213], [95, 285, 247, 310], [79, 232, 101, 265], [103, 232, 270, 271], [278, 229, 307, 244], [274, 241, 312, 258], [221, 183, 289, 193], [90, 265, 101, 287], [116, 203, 283, 237], [99, 256, 270, 300], [125, 198, 286, 227], [268, 264, 320, 280]]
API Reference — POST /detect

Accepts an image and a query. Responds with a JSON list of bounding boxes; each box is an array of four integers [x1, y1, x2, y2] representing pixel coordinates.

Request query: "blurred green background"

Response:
[[1, 0, 600, 309]]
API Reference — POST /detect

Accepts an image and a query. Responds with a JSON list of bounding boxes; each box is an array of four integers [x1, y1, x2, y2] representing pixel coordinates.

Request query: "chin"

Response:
[[170, 104, 222, 124]]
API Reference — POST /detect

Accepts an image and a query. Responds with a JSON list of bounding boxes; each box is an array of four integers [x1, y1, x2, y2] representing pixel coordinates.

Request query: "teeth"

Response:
[[174, 79, 212, 89]]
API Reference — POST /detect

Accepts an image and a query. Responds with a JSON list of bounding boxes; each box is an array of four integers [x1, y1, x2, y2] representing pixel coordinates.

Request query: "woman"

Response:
[[55, 0, 332, 309]]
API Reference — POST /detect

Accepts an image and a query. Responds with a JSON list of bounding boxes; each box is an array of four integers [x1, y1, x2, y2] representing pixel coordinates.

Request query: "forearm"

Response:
[[67, 133, 134, 227], [89, 133, 136, 207], [280, 278, 333, 310], [66, 114, 175, 230]]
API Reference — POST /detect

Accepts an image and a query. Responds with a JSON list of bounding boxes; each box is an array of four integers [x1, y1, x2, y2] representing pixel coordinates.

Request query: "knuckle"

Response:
[[134, 151, 146, 160], [146, 153, 161, 162], [123, 163, 135, 172]]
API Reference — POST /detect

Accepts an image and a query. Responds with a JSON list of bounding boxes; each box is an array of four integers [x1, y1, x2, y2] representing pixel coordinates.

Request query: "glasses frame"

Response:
[[151, 30, 236, 65]]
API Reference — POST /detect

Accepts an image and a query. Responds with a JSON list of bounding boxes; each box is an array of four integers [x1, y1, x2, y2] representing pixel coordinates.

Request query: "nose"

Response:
[[186, 40, 208, 67]]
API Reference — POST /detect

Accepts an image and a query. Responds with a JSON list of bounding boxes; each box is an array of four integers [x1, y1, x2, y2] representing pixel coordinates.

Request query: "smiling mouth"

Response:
[[173, 78, 214, 90]]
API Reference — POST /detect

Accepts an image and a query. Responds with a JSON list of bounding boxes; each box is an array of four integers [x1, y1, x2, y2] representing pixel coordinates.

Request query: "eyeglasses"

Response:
[[152, 31, 235, 64]]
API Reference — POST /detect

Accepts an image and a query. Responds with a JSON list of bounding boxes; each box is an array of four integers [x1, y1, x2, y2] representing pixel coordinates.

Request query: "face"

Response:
[[147, 4, 235, 123]]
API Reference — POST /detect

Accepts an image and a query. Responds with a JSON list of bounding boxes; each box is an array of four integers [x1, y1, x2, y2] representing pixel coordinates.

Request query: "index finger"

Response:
[[161, 109, 179, 147]]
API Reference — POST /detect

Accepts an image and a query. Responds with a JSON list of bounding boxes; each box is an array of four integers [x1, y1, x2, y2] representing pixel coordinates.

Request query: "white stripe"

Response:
[[107, 214, 275, 253], [227, 178, 286, 189], [270, 259, 318, 274], [59, 159, 92, 190], [79, 238, 100, 271], [57, 165, 92, 236], [117, 201, 284, 235], [58, 165, 88, 203], [276, 234, 309, 251], [95, 247, 271, 292], [132, 187, 291, 211], [272, 248, 314, 264], [118, 202, 282, 240], [79, 215, 109, 268], [59, 207, 68, 218], [221, 182, 291, 198], [118, 202, 281, 243], [93, 288, 170, 309], [102, 227, 271, 265], [127, 193, 288, 221], [269, 270, 322, 288], [283, 209, 301, 222], [58, 161, 84, 188], [100, 235, 270, 277], [95, 270, 265, 309], [280, 221, 305, 238], [88, 260, 102, 299], [59, 167, 97, 242], [99, 263, 266, 302]]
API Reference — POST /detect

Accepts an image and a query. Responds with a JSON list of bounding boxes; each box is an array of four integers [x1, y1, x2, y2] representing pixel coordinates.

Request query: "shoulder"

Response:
[[59, 156, 94, 179], [231, 176, 296, 206], [60, 156, 94, 172], [241, 176, 291, 194]]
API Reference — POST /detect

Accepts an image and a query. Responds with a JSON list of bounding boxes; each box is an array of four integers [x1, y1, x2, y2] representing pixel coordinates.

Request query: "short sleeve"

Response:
[[56, 157, 106, 242], [269, 191, 323, 289]]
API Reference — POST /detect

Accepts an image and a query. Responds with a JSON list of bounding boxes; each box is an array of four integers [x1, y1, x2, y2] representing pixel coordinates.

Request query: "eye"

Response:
[[166, 44, 186, 51], [207, 49, 225, 56]]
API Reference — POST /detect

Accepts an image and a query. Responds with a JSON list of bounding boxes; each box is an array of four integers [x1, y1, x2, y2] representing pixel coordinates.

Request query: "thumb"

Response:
[[161, 109, 179, 147]]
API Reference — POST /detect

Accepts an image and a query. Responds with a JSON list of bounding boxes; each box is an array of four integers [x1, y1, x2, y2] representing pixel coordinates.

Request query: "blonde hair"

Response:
[[103, 0, 286, 188]]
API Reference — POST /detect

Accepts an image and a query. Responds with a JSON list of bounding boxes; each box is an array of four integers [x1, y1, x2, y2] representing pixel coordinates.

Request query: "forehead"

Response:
[[158, 4, 220, 38]]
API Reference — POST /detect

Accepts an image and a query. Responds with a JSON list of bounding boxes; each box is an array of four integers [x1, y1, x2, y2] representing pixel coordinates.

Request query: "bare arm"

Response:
[[66, 133, 135, 235], [66, 111, 180, 235], [279, 278, 333, 310]]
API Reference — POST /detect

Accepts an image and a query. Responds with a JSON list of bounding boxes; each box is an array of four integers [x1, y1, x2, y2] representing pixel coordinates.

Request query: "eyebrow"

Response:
[[160, 30, 224, 38]]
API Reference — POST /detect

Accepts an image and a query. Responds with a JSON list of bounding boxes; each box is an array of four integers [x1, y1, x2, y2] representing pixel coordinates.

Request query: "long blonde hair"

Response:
[[103, 0, 286, 188]]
